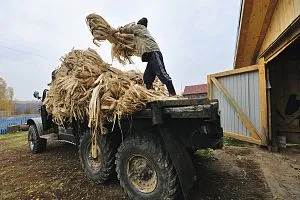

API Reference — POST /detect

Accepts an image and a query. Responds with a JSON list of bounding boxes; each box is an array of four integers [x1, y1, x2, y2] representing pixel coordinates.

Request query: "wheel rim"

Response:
[[127, 154, 158, 193], [86, 143, 102, 171], [28, 128, 36, 151], [29, 140, 34, 150]]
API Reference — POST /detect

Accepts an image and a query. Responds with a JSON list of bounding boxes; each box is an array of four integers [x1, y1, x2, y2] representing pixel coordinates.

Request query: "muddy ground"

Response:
[[0, 132, 299, 200]]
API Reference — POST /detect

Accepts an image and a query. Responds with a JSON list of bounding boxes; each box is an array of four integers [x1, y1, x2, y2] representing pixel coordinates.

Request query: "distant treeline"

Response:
[[0, 101, 41, 117], [0, 76, 41, 118], [12, 101, 41, 115]]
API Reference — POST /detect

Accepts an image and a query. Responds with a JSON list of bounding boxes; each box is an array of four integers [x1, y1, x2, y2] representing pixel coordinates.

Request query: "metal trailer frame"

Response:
[[27, 98, 223, 200]]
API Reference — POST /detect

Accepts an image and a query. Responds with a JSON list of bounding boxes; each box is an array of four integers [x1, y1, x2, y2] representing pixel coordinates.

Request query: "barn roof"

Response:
[[234, 0, 278, 68], [183, 84, 207, 95]]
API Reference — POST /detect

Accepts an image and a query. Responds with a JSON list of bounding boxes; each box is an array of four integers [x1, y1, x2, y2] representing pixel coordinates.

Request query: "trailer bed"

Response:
[[134, 98, 219, 121]]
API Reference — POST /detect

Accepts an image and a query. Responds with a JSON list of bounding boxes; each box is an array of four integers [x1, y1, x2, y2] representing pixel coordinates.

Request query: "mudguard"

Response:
[[27, 117, 43, 136], [158, 126, 196, 200]]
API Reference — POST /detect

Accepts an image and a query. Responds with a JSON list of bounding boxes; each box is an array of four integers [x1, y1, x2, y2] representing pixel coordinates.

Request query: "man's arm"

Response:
[[118, 23, 136, 34]]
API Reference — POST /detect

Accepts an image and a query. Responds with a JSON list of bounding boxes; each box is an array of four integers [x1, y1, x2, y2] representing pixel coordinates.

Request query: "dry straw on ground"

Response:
[[44, 48, 168, 133]]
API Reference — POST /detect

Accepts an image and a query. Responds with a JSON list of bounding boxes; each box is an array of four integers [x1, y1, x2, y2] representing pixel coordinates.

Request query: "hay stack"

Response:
[[44, 48, 167, 133], [86, 13, 137, 64]]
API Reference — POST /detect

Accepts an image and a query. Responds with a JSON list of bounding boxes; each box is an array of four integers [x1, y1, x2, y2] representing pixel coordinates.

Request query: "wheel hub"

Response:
[[28, 129, 36, 150], [127, 155, 158, 193], [87, 144, 101, 170], [29, 141, 34, 150]]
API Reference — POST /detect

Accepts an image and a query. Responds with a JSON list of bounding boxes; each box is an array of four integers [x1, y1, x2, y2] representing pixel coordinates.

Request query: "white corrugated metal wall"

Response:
[[212, 71, 261, 137]]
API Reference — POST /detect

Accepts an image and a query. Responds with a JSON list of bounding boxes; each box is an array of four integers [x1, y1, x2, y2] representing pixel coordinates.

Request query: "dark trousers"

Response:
[[143, 51, 176, 96]]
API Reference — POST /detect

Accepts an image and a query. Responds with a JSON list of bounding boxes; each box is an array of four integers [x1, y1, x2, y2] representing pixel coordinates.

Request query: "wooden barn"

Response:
[[208, 0, 300, 147]]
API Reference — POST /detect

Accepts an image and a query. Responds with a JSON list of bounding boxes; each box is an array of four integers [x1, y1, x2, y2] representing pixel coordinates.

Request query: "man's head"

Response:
[[137, 17, 148, 27], [51, 70, 57, 81]]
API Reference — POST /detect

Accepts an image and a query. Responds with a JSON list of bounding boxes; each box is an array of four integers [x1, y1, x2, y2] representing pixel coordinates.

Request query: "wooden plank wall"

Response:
[[258, 0, 300, 57]]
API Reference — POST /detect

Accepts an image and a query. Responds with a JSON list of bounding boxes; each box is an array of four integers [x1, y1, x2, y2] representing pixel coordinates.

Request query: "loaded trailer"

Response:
[[27, 91, 223, 200]]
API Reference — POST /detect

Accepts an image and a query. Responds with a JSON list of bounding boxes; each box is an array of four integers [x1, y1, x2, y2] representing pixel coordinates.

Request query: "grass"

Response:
[[223, 137, 247, 147], [194, 137, 248, 159], [195, 148, 214, 158], [0, 131, 124, 200], [0, 131, 27, 151]]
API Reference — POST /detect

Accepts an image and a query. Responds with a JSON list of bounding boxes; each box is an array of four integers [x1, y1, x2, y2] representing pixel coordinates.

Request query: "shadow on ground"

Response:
[[190, 147, 272, 200]]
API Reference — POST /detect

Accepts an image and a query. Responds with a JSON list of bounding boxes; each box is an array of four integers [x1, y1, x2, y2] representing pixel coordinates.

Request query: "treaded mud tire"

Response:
[[115, 133, 179, 200], [28, 124, 47, 153], [79, 132, 116, 184]]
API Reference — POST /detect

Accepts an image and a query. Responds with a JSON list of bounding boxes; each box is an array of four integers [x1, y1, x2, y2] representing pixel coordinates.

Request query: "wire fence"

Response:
[[0, 115, 39, 134]]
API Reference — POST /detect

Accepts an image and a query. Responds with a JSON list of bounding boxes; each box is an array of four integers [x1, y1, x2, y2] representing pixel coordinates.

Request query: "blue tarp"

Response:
[[0, 115, 39, 134]]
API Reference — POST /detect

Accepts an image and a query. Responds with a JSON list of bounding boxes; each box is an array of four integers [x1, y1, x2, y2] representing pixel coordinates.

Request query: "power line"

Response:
[[0, 44, 51, 59]]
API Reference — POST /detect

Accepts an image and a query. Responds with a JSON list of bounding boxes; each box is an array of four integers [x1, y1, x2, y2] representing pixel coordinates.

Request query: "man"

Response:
[[118, 17, 176, 96]]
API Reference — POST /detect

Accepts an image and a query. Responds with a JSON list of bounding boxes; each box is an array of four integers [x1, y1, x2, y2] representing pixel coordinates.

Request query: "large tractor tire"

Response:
[[115, 133, 179, 200], [28, 124, 47, 153], [79, 132, 116, 184]]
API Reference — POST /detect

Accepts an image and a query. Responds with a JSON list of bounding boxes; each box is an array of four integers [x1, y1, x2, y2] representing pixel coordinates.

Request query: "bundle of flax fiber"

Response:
[[86, 13, 137, 65], [44, 48, 168, 134]]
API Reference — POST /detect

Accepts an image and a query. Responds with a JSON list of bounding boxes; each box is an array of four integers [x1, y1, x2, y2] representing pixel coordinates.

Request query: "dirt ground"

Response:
[[0, 132, 299, 200]]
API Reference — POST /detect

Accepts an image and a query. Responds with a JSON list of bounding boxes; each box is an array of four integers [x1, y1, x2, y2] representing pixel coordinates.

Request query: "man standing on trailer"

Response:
[[118, 17, 177, 96]]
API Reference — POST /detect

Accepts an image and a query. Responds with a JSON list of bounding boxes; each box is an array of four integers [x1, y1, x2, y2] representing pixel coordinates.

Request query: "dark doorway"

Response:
[[268, 38, 300, 144]]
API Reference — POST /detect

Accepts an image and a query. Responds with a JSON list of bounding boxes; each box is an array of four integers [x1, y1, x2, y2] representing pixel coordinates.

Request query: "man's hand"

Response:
[[112, 29, 119, 35], [117, 26, 124, 33]]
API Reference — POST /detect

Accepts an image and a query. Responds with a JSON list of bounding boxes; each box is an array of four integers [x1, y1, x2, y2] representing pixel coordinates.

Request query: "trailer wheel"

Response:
[[28, 124, 47, 153], [79, 132, 116, 184], [116, 134, 179, 200]]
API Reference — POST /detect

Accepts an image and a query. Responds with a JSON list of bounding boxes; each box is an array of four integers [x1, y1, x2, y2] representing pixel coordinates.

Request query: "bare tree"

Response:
[[7, 87, 14, 101], [0, 76, 14, 115]]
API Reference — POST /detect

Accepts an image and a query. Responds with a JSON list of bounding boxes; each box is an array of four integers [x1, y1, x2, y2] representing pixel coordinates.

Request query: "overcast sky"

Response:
[[0, 0, 240, 100]]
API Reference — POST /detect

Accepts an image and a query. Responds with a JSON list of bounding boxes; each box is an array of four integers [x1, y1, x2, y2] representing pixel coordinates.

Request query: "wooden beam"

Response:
[[258, 1, 300, 58], [207, 75, 213, 99], [211, 64, 260, 78], [277, 127, 300, 133], [261, 16, 300, 63], [224, 132, 262, 145], [258, 63, 268, 145], [265, 32, 300, 63], [235, 0, 272, 68], [252, 0, 278, 64], [266, 67, 273, 142], [283, 109, 300, 126], [211, 77, 262, 141], [234, 0, 254, 68], [233, 0, 246, 68]]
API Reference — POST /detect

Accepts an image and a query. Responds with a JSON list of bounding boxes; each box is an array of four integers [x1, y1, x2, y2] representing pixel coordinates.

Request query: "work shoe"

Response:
[[166, 82, 176, 96]]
